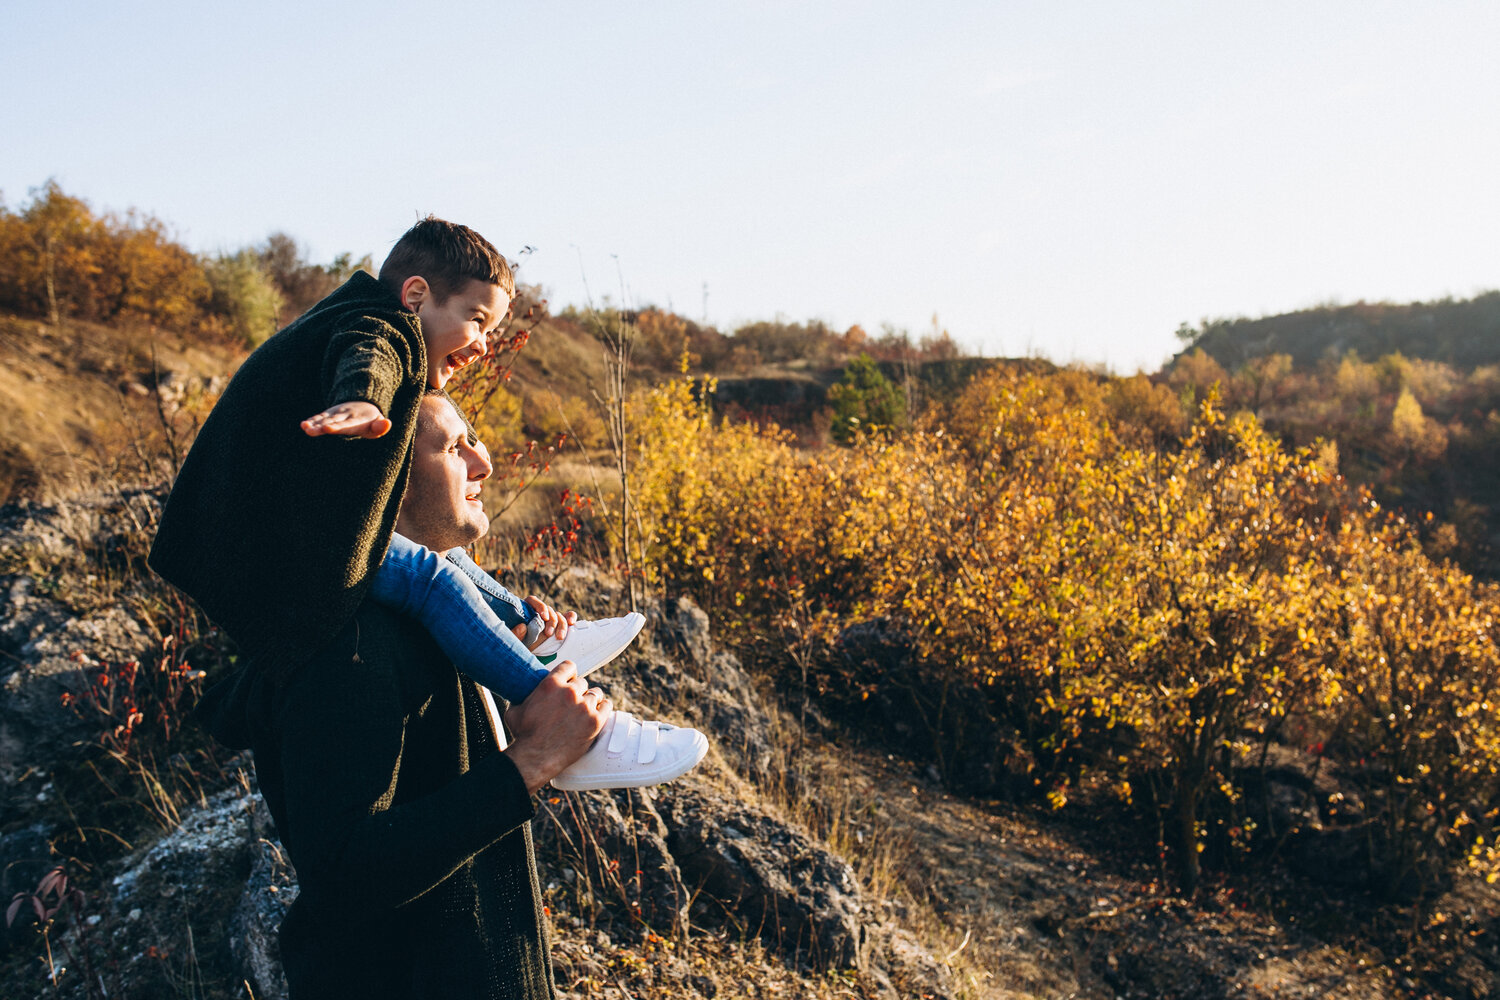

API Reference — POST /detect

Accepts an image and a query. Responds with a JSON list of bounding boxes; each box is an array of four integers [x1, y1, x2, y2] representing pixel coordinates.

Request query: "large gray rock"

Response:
[[660, 595, 712, 669], [655, 784, 866, 972], [229, 799, 297, 1000], [0, 576, 152, 791], [102, 785, 292, 999], [639, 596, 776, 786], [528, 591, 868, 971], [0, 491, 163, 794]]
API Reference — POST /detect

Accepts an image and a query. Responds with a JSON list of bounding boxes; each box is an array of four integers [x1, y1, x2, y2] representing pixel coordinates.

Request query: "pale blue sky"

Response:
[[4, 1, 1497, 372]]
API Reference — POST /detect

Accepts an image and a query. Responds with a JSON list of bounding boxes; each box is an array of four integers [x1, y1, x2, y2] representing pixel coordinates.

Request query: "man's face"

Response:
[[395, 395, 493, 552], [412, 278, 511, 389]]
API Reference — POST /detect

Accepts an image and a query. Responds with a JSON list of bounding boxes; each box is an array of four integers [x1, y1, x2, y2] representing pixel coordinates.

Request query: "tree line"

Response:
[[0, 181, 368, 345]]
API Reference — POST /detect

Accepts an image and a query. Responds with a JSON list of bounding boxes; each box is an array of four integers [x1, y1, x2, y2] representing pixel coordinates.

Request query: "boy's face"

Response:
[[409, 278, 511, 388]]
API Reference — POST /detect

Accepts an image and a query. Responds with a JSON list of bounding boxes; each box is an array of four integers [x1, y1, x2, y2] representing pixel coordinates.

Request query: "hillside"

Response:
[[2, 485, 1496, 1000], [1165, 291, 1500, 579], [0, 294, 994, 505], [0, 299, 627, 507], [1176, 292, 1500, 372], [0, 313, 241, 505]]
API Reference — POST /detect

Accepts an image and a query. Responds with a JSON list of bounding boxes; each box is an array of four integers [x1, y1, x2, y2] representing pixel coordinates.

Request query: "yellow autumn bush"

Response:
[[627, 365, 1500, 890]]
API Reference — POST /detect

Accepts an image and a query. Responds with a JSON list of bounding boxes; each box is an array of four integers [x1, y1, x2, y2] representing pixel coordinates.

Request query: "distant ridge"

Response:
[[1176, 291, 1500, 372]]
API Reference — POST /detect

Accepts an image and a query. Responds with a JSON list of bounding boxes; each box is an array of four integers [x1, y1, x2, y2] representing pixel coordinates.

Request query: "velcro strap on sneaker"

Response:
[[638, 720, 660, 764], [607, 712, 634, 755]]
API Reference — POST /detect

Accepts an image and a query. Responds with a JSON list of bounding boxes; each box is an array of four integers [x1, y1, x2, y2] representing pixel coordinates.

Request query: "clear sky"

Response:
[[4, 1, 1497, 372]]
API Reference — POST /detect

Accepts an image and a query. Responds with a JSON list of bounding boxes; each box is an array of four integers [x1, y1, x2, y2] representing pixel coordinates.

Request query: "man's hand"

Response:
[[301, 401, 392, 438], [524, 596, 577, 647], [503, 661, 609, 795]]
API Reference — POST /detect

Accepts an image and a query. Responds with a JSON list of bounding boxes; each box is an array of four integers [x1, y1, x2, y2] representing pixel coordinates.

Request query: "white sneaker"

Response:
[[530, 612, 646, 677], [550, 710, 709, 791]]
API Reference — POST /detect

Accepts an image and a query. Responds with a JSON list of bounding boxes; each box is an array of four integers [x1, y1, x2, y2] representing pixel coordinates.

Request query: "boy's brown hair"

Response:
[[378, 216, 515, 302]]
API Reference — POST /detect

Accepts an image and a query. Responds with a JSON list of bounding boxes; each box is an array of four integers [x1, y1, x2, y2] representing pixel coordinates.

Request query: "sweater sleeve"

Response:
[[322, 324, 415, 414], [273, 616, 536, 913]]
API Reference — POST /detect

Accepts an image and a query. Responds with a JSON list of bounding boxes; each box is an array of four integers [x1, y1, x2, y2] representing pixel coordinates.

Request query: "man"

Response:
[[201, 391, 605, 999]]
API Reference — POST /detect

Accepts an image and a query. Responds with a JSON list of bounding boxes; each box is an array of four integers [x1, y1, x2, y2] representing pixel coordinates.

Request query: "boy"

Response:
[[151, 217, 706, 790]]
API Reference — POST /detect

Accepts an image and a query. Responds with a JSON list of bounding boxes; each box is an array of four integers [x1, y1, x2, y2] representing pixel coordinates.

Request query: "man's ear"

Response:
[[400, 275, 431, 313]]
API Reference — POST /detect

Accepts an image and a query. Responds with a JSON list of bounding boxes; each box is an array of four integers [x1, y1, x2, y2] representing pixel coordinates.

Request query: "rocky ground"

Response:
[[0, 491, 1496, 999]]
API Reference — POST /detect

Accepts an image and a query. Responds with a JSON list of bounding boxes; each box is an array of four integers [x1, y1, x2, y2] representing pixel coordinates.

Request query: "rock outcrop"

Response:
[[656, 784, 867, 971], [0, 493, 161, 791]]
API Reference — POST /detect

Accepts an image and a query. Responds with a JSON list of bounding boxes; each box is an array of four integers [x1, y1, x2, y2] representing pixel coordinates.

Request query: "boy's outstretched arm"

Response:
[[301, 401, 393, 438]]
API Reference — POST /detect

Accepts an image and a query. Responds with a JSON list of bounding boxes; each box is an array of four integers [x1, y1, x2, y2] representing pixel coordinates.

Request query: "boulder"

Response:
[[534, 785, 690, 936], [229, 801, 297, 1000], [655, 784, 866, 972], [102, 786, 290, 999], [0, 490, 163, 794], [643, 596, 776, 785], [693, 656, 777, 787], [659, 595, 712, 670], [0, 577, 152, 791]]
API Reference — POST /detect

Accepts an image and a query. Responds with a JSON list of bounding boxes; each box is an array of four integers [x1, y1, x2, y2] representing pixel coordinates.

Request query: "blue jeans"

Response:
[[368, 532, 550, 702]]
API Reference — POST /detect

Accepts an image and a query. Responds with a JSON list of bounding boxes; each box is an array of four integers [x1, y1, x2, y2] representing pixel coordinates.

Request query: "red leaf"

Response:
[[37, 867, 65, 898], [5, 895, 25, 927]]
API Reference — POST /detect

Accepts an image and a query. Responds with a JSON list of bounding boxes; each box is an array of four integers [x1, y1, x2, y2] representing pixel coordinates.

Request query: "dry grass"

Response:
[[567, 621, 995, 998], [0, 312, 241, 503]]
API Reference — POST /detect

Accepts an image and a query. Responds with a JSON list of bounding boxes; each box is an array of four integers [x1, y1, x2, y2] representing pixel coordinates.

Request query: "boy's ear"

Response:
[[400, 275, 431, 313]]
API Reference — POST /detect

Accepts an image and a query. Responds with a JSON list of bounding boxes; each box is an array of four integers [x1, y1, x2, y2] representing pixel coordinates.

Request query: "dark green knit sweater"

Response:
[[149, 271, 426, 677], [201, 603, 555, 999]]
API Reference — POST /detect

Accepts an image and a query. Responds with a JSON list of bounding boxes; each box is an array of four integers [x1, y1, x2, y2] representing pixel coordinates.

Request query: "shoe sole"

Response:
[[549, 730, 709, 791], [540, 612, 646, 678]]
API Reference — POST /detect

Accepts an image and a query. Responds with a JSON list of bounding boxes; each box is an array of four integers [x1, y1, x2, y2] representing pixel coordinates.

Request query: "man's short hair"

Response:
[[379, 216, 515, 302]]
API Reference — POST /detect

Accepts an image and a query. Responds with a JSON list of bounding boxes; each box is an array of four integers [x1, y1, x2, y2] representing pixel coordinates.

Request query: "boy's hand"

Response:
[[525, 596, 577, 645], [301, 401, 392, 438]]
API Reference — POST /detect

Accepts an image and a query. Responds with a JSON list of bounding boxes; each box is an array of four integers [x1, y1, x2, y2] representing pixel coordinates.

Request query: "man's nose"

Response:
[[467, 445, 493, 483]]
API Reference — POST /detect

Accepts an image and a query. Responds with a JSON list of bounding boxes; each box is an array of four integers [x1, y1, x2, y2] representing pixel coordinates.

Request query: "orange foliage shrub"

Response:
[[0, 181, 208, 328]]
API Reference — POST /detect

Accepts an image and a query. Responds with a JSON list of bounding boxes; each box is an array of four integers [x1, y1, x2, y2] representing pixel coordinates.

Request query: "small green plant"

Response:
[[828, 352, 906, 444], [201, 249, 282, 347]]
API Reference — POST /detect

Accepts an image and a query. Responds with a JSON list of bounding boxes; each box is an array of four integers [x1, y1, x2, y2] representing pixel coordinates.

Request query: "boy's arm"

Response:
[[303, 322, 419, 438], [301, 401, 392, 438]]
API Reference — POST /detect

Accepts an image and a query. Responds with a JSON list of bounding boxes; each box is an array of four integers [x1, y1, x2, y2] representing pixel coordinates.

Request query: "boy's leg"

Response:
[[443, 546, 534, 632], [442, 550, 643, 669], [388, 540, 706, 790], [370, 533, 549, 702]]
